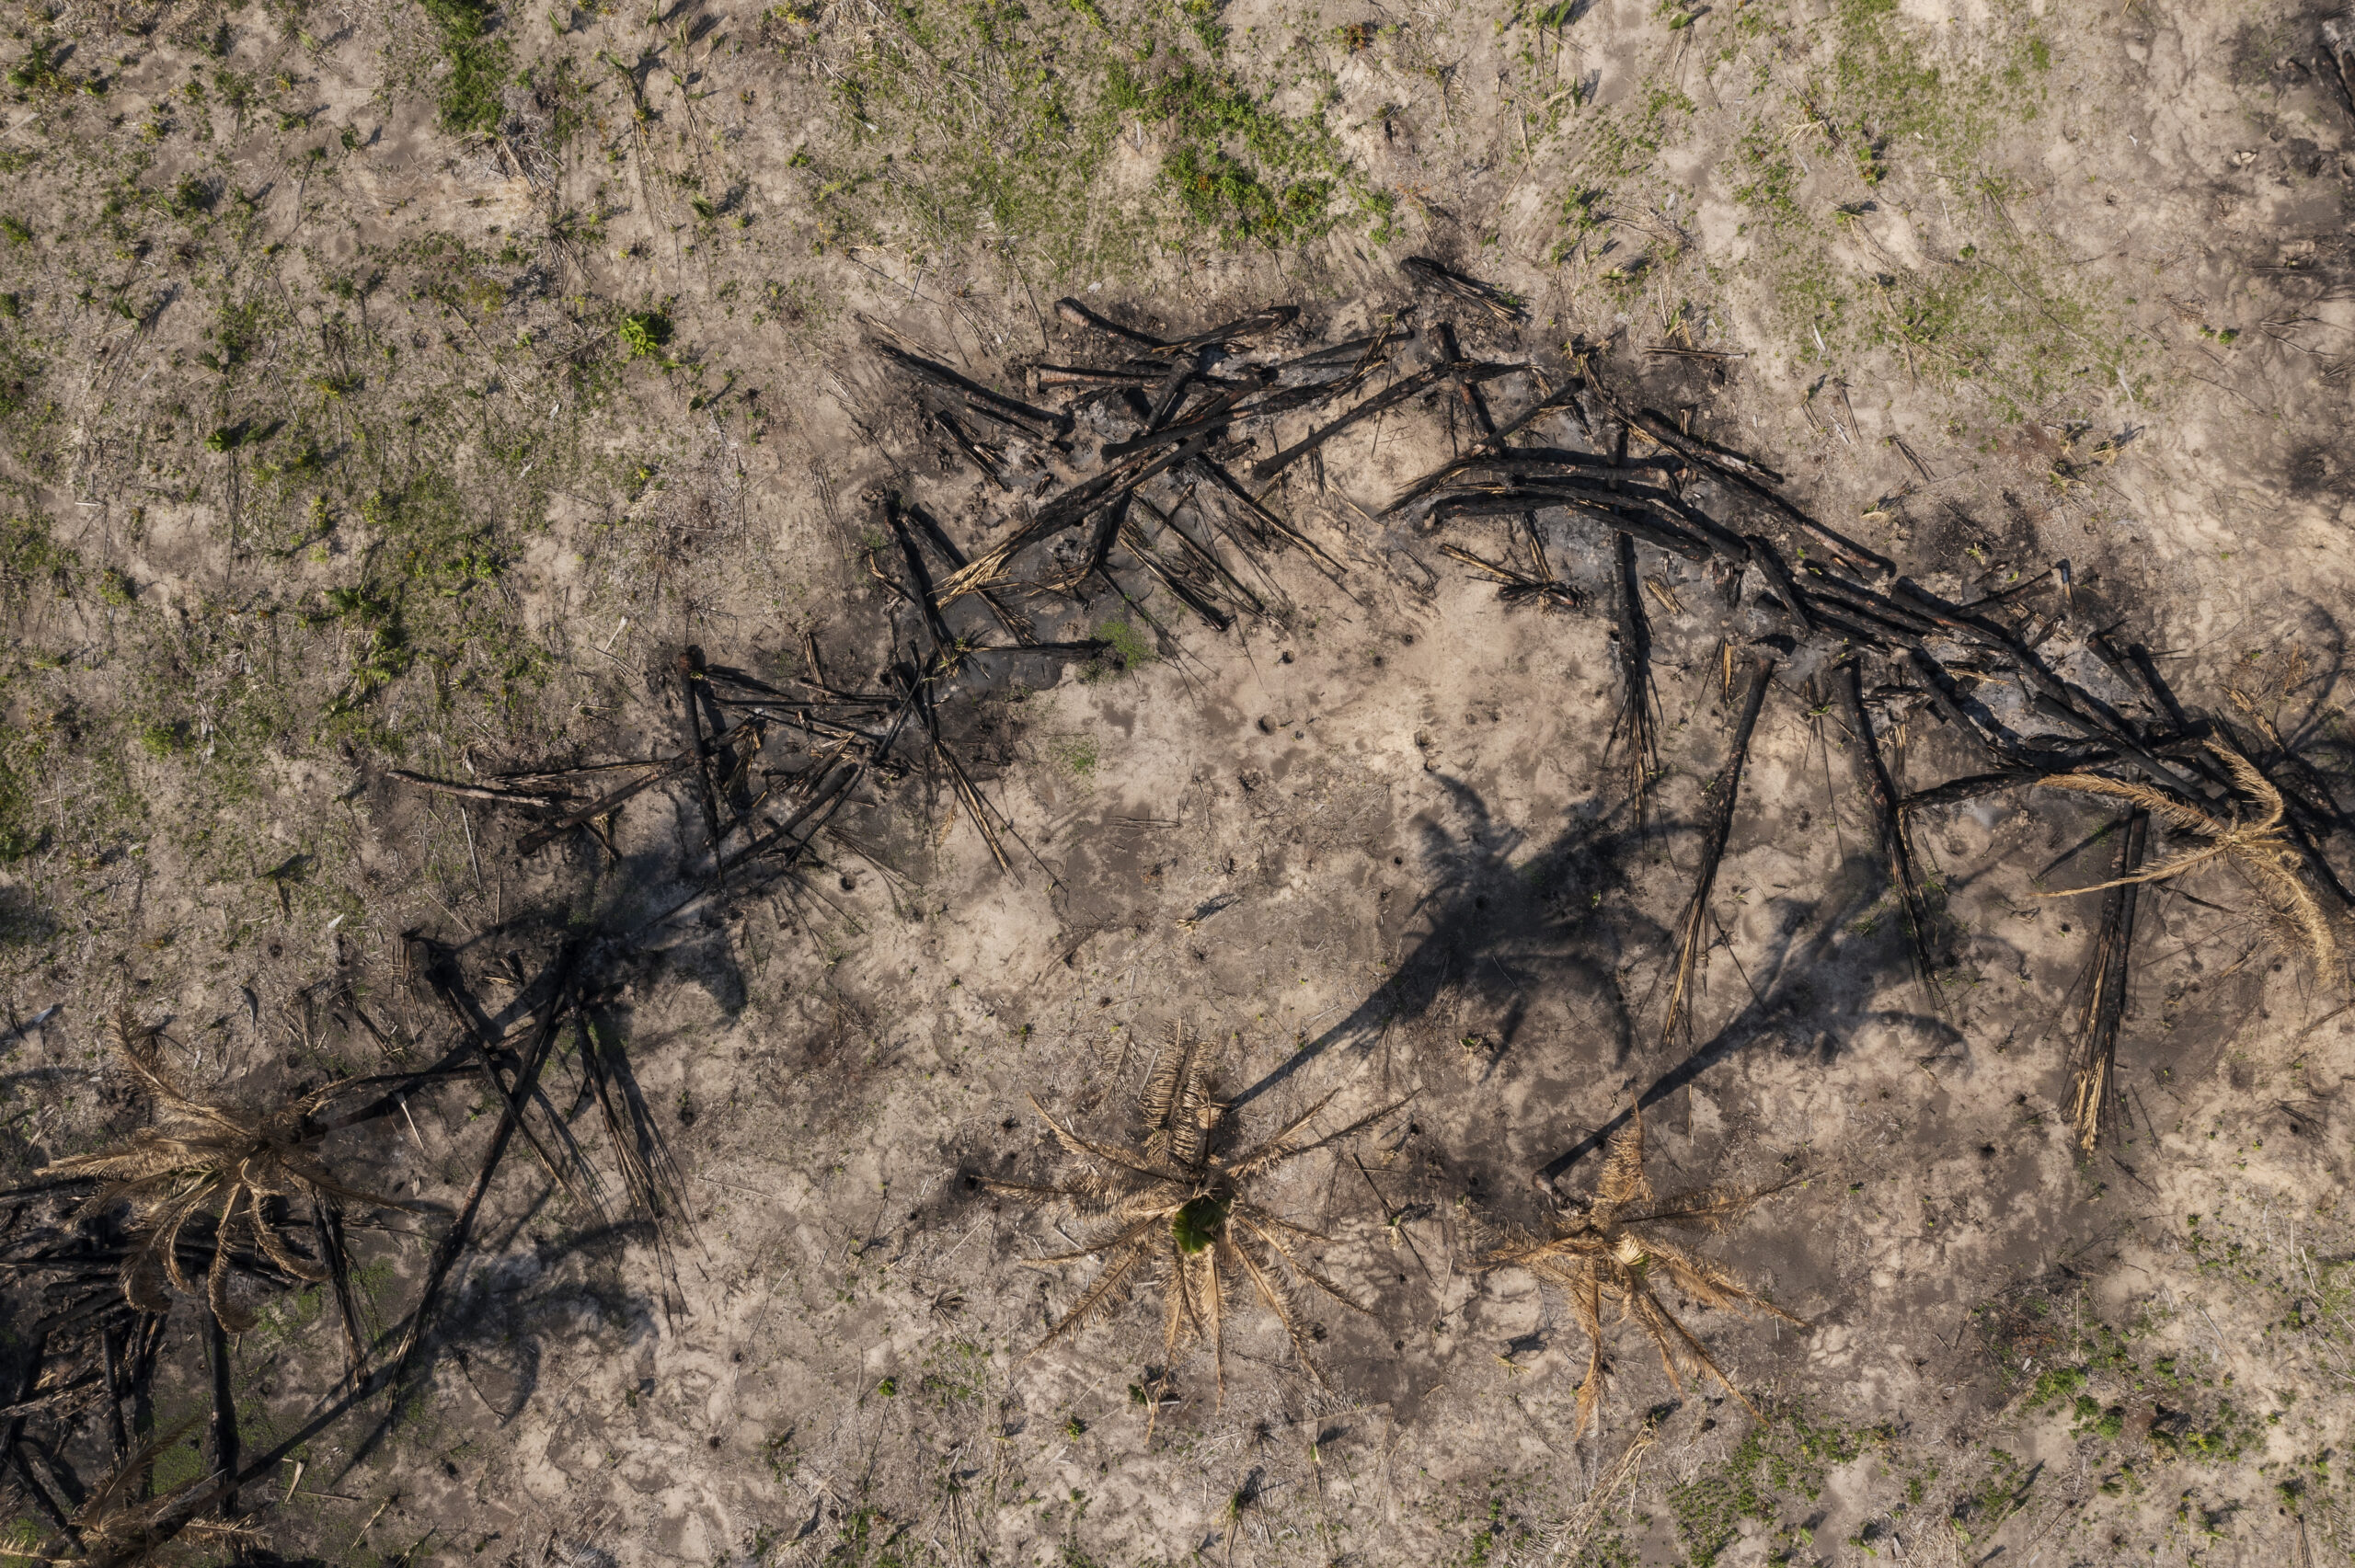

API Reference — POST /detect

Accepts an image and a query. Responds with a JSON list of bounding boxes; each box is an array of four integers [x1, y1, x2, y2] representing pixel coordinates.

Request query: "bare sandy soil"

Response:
[[1, 0, 2353, 1563]]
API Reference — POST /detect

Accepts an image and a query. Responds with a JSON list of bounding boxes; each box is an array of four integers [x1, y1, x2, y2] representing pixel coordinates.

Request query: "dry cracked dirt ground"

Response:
[[1, 0, 2354, 1563]]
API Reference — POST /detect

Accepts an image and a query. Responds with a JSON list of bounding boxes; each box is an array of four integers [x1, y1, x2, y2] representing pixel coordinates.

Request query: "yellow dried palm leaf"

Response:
[[1593, 1104, 1652, 1223], [2037, 742, 2338, 975]]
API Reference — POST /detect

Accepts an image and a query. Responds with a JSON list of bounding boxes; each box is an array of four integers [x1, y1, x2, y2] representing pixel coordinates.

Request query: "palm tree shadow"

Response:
[[314, 945, 683, 1482], [1228, 759, 1977, 1193], [2264, 600, 2349, 760], [1232, 773, 1672, 1111], [1534, 852, 1968, 1184], [332, 1214, 661, 1479]]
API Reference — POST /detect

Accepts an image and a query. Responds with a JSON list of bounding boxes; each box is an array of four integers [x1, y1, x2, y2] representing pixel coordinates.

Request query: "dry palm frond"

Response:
[[39, 1013, 425, 1332], [2037, 740, 2340, 976], [1483, 1103, 1803, 1437], [1401, 256, 1528, 325], [1438, 544, 1580, 612], [993, 1028, 1406, 1402], [0, 1417, 257, 1568], [2223, 690, 2347, 831]]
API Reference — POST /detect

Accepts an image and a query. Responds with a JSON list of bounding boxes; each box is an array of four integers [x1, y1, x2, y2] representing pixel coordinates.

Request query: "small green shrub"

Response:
[[2024, 1365, 2085, 1408], [138, 721, 190, 757], [2071, 1394, 2125, 1441], [618, 310, 672, 359], [169, 174, 213, 219], [5, 40, 72, 95]]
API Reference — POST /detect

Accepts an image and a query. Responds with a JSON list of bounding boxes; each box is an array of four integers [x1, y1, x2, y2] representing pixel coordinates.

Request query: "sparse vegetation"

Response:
[[1108, 62, 1371, 246], [1097, 618, 1153, 671]]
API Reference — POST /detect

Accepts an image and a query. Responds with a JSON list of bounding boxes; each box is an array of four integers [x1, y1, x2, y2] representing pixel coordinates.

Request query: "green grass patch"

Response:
[[1110, 60, 1372, 246], [149, 1428, 207, 1491], [418, 0, 511, 133], [137, 720, 193, 758], [0, 514, 75, 599], [1097, 618, 1154, 670], [1732, 115, 1801, 221], [1668, 1413, 1887, 1568], [805, 0, 1132, 272], [360, 475, 499, 598], [1684, 15, 2133, 417], [799, 0, 1385, 272]]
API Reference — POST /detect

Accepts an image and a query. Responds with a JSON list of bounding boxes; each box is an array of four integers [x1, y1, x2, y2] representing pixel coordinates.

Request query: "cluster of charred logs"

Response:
[[863, 258, 2347, 1151], [2, 257, 2346, 1561]]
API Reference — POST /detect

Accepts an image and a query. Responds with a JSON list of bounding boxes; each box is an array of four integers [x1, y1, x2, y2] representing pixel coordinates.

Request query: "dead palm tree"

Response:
[[2038, 739, 2340, 976], [0, 1418, 256, 1568], [1483, 1103, 1803, 1436], [40, 1013, 424, 1332], [991, 1029, 1406, 1400]]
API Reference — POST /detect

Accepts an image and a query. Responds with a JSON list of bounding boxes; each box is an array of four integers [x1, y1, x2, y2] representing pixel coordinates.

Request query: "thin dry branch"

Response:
[[1662, 657, 1776, 1045], [1250, 361, 1522, 483], [1834, 658, 1940, 1008], [1401, 256, 1527, 325], [1608, 532, 1660, 829]]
